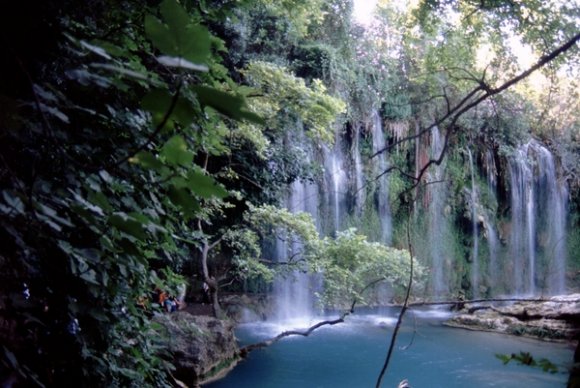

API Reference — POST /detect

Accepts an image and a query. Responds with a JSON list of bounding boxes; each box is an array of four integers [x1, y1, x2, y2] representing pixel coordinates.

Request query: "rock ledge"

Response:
[[445, 294, 580, 340]]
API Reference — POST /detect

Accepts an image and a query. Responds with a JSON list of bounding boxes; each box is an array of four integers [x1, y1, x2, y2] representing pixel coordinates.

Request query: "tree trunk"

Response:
[[200, 236, 222, 318], [210, 283, 221, 318]]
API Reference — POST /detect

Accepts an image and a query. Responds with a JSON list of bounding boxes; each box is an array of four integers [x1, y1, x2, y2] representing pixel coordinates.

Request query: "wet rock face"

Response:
[[154, 312, 239, 386], [446, 294, 580, 340]]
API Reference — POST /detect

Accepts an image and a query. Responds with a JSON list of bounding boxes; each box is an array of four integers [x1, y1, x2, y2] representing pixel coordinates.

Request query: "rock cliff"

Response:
[[154, 312, 239, 387]]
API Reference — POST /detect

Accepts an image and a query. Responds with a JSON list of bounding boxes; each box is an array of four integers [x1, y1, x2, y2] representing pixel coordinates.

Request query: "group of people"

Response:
[[157, 290, 180, 313], [137, 289, 182, 313]]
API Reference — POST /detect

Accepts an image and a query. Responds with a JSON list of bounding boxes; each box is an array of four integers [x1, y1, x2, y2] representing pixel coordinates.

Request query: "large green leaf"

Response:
[[108, 213, 148, 241], [142, 89, 196, 130], [130, 151, 165, 172], [193, 86, 265, 124], [145, 0, 210, 65], [167, 185, 199, 217], [185, 169, 228, 199], [160, 135, 194, 167], [144, 14, 178, 56], [169, 169, 227, 199]]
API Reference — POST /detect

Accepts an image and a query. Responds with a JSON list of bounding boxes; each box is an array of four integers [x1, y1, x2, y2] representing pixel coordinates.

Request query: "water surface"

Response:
[[207, 309, 574, 388]]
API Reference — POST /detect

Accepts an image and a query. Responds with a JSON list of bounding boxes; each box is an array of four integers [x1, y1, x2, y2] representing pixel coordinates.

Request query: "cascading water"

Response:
[[483, 148, 499, 293], [427, 127, 449, 298], [533, 145, 568, 294], [352, 125, 365, 216], [485, 149, 496, 194], [273, 179, 318, 323], [509, 140, 568, 295], [370, 111, 392, 244], [484, 218, 499, 293], [271, 128, 321, 324], [324, 138, 347, 233], [510, 143, 536, 295], [467, 149, 479, 298]]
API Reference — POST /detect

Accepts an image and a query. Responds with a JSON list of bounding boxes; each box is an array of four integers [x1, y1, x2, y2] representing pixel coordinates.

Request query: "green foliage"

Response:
[[495, 352, 559, 374], [242, 61, 346, 143], [223, 228, 272, 283], [195, 204, 323, 290], [314, 229, 425, 308], [0, 0, 272, 384], [291, 43, 339, 82], [145, 0, 211, 68], [254, 0, 326, 38], [244, 204, 322, 271]]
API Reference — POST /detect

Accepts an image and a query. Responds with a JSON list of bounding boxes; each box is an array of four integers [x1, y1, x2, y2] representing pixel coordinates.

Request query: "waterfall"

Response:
[[533, 145, 567, 294], [509, 140, 567, 296], [353, 126, 365, 215], [467, 149, 479, 298], [273, 179, 318, 322], [509, 143, 536, 295], [485, 149, 497, 195], [371, 111, 392, 244], [483, 148, 500, 295], [272, 128, 321, 323], [485, 218, 500, 292], [427, 127, 449, 298], [324, 134, 347, 233]]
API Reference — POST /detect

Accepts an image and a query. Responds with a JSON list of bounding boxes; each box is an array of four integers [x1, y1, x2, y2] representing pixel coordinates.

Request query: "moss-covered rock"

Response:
[[154, 312, 239, 387]]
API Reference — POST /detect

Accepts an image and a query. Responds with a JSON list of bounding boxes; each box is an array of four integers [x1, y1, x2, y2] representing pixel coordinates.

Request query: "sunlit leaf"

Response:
[[38, 102, 69, 123], [80, 269, 100, 285], [90, 63, 154, 82], [98, 170, 113, 183], [2, 191, 25, 214], [80, 40, 112, 60], [156, 55, 208, 72]]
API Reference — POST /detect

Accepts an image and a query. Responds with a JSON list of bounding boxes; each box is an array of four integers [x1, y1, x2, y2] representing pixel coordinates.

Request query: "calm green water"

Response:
[[206, 309, 575, 388]]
